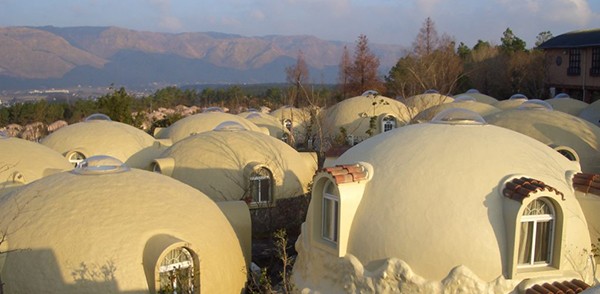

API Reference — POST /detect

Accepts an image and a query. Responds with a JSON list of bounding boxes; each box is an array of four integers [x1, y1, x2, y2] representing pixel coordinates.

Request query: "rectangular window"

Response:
[[322, 194, 339, 243], [251, 176, 270, 203], [591, 47, 600, 77], [518, 214, 554, 267], [567, 49, 581, 76]]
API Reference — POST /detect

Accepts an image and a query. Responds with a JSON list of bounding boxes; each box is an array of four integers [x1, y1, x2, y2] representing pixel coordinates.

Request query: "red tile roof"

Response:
[[525, 279, 590, 294], [322, 164, 367, 184], [503, 177, 564, 202], [573, 173, 600, 195]]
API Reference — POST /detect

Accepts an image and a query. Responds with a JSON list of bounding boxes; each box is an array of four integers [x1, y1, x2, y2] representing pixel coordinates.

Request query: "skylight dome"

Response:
[[213, 121, 248, 131], [466, 89, 480, 94], [203, 107, 224, 113], [424, 89, 439, 94], [509, 93, 528, 100], [72, 155, 130, 175], [246, 113, 262, 119], [362, 90, 379, 96], [453, 95, 476, 102], [554, 93, 570, 99], [518, 99, 554, 111], [431, 108, 487, 125], [84, 113, 112, 122]]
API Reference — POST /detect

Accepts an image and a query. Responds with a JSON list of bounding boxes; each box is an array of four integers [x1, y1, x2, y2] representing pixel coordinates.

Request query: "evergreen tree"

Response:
[[97, 87, 134, 124], [500, 28, 527, 54]]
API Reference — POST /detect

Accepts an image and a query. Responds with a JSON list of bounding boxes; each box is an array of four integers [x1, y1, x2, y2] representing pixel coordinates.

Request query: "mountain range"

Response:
[[0, 26, 406, 90]]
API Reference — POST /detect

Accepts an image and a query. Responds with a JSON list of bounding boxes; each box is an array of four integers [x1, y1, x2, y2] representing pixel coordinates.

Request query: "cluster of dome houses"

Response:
[[1, 89, 600, 293]]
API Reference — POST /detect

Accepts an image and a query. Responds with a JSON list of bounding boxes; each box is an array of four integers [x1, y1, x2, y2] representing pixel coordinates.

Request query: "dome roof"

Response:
[[269, 106, 318, 147], [0, 162, 246, 293], [457, 90, 499, 104], [154, 112, 264, 143], [322, 95, 413, 139], [40, 118, 160, 169], [413, 101, 501, 123], [336, 122, 582, 280], [579, 99, 600, 128], [0, 137, 72, 191], [493, 94, 529, 110], [545, 97, 588, 116], [240, 112, 289, 139], [294, 118, 590, 292], [400, 93, 454, 113], [485, 108, 600, 173], [270, 106, 311, 123], [154, 129, 317, 202]]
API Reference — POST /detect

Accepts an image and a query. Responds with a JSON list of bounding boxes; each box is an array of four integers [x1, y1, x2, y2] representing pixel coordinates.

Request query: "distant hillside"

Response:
[[0, 26, 405, 90]]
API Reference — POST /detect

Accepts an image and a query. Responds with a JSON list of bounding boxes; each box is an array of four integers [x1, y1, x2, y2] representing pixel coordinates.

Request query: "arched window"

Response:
[[382, 116, 396, 132], [550, 145, 579, 162], [151, 162, 162, 173], [518, 198, 555, 267], [250, 168, 272, 205], [557, 149, 577, 161], [158, 247, 198, 293], [322, 181, 339, 243], [283, 119, 292, 132]]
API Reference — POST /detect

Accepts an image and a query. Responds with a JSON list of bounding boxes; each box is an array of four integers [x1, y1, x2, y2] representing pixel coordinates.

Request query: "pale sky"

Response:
[[1, 0, 599, 48]]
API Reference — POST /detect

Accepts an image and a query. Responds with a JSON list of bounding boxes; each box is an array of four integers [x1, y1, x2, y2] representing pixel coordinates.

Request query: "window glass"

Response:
[[322, 181, 339, 243], [382, 116, 396, 132], [518, 198, 554, 267], [158, 247, 197, 293], [283, 119, 292, 131], [591, 47, 600, 76], [568, 49, 581, 76], [250, 168, 272, 204]]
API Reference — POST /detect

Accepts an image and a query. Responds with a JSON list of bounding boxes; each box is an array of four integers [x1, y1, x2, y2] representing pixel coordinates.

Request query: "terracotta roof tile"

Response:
[[323, 164, 367, 184], [525, 279, 590, 294], [573, 173, 600, 195], [503, 177, 564, 202]]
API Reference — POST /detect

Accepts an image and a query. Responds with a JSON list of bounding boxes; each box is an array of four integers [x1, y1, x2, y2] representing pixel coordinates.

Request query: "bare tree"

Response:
[[413, 17, 439, 56], [285, 51, 310, 108], [386, 17, 463, 98], [338, 46, 352, 100]]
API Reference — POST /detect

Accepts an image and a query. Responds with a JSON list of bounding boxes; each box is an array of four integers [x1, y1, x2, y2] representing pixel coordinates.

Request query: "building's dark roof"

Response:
[[538, 29, 600, 49]]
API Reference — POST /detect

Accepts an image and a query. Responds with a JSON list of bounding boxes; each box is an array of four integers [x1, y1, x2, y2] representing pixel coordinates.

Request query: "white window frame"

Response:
[[249, 168, 272, 205], [322, 189, 339, 244], [158, 247, 197, 294], [283, 119, 292, 131], [517, 198, 555, 268], [382, 116, 396, 132]]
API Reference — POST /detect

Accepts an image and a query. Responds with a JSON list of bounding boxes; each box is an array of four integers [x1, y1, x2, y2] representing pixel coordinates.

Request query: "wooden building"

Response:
[[539, 29, 600, 102]]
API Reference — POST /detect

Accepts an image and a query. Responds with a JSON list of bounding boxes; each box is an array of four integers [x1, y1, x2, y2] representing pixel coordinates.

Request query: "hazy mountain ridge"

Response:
[[0, 26, 405, 89]]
